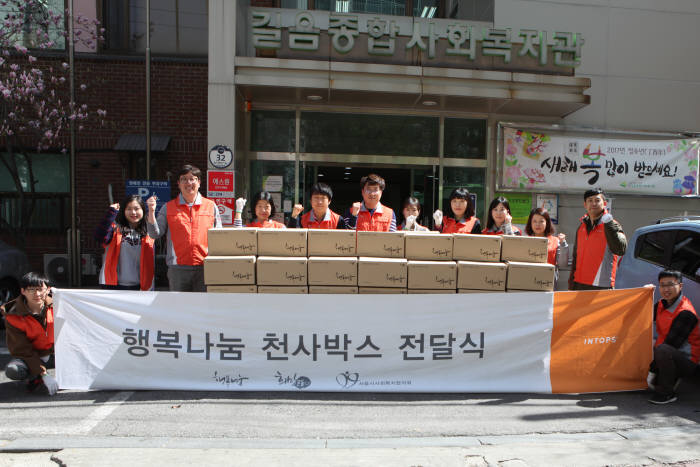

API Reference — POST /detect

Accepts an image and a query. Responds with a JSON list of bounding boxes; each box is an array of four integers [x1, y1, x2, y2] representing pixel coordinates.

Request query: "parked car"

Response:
[[0, 240, 31, 317], [616, 216, 700, 305]]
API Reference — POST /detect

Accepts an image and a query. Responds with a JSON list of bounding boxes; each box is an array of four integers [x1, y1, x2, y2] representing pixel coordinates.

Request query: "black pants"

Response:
[[653, 343, 698, 395]]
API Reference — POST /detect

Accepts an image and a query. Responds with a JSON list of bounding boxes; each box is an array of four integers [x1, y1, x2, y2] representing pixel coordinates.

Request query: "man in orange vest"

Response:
[[569, 188, 627, 290], [346, 173, 397, 232], [147, 164, 221, 291], [1, 272, 59, 395], [648, 269, 699, 404], [288, 182, 350, 229]]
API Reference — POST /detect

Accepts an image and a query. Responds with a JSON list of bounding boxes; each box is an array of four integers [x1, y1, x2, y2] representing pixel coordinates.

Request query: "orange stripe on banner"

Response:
[[550, 288, 653, 394]]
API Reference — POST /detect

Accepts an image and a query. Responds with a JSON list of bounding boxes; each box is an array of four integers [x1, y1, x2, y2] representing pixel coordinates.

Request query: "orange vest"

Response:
[[441, 217, 478, 234], [356, 205, 394, 232], [301, 210, 340, 229], [166, 197, 217, 266], [546, 235, 560, 266], [6, 305, 54, 352], [248, 219, 286, 228], [655, 296, 700, 363], [573, 215, 618, 287], [103, 225, 155, 290]]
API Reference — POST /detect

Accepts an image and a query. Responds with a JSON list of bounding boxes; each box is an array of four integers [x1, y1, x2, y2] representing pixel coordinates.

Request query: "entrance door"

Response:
[[302, 163, 438, 228]]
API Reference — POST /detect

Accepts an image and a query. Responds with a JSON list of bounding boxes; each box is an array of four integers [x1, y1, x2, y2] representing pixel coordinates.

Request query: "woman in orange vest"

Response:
[[482, 196, 522, 235], [399, 197, 429, 231], [233, 191, 286, 228], [95, 195, 155, 291], [525, 207, 569, 285], [432, 188, 481, 234]]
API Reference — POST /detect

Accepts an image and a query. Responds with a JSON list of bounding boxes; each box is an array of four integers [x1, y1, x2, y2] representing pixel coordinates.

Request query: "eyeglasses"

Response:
[[659, 282, 680, 289], [25, 287, 47, 294], [363, 187, 381, 194], [179, 177, 199, 184]]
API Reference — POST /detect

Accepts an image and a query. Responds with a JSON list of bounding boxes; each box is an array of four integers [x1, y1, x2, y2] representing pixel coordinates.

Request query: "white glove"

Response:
[[404, 215, 416, 231], [600, 213, 613, 224], [646, 371, 656, 391], [42, 373, 59, 396], [235, 198, 247, 213], [433, 210, 443, 227]]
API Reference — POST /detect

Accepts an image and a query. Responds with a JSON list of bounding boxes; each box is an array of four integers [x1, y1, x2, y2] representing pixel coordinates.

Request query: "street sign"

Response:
[[208, 145, 233, 169], [126, 180, 171, 213], [207, 170, 236, 226]]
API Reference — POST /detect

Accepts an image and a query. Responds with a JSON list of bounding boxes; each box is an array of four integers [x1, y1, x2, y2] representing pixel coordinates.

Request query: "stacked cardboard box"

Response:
[[204, 228, 555, 294]]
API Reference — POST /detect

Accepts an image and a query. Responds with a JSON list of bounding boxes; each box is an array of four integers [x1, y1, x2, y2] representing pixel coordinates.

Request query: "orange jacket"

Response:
[[4, 297, 54, 376], [356, 204, 394, 232], [301, 210, 340, 229], [440, 217, 479, 234], [655, 296, 700, 363], [166, 197, 218, 266], [102, 225, 155, 290], [573, 215, 619, 287], [248, 219, 286, 228]]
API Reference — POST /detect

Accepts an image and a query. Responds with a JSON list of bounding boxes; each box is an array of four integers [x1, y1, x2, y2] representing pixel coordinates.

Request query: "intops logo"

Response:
[[583, 336, 616, 344]]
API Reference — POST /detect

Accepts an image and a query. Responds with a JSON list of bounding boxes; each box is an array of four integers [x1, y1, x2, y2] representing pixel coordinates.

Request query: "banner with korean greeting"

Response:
[[501, 127, 699, 196], [53, 288, 651, 393]]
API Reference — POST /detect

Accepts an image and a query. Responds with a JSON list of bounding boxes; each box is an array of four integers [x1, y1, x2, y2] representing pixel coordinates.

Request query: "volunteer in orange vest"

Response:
[[432, 188, 481, 234], [1, 272, 59, 395], [525, 207, 569, 286], [569, 188, 626, 290], [481, 197, 522, 235], [346, 173, 397, 232], [647, 269, 700, 404], [95, 195, 155, 291], [399, 197, 429, 231], [287, 182, 350, 229], [233, 191, 286, 228], [147, 164, 222, 292]]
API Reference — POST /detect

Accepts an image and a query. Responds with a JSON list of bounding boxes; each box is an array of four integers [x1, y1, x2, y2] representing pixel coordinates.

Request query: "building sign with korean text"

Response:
[[500, 127, 699, 196], [207, 170, 235, 225]]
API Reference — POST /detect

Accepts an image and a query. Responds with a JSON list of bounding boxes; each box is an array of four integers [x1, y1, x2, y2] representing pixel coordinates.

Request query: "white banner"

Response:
[[54, 290, 554, 393], [501, 127, 699, 195]]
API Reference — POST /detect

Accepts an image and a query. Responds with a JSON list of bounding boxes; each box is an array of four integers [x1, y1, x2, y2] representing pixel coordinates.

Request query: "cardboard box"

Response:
[[452, 234, 502, 262], [358, 257, 408, 288], [307, 229, 356, 256], [257, 286, 308, 294], [203, 256, 256, 285], [408, 289, 456, 294], [506, 261, 555, 291], [256, 256, 308, 286], [257, 229, 308, 256], [501, 236, 549, 263], [356, 231, 405, 258], [207, 228, 257, 256], [456, 261, 508, 291], [404, 232, 453, 260], [207, 285, 257, 293], [309, 286, 358, 294], [458, 289, 502, 294], [358, 287, 407, 294], [307, 257, 358, 286], [407, 260, 457, 289]]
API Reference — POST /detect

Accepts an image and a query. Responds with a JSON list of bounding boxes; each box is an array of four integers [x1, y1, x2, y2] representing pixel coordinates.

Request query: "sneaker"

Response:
[[648, 393, 677, 404], [25, 376, 43, 392]]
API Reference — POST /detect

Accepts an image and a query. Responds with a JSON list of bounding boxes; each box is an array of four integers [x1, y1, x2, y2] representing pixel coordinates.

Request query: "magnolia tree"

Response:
[[0, 0, 105, 249]]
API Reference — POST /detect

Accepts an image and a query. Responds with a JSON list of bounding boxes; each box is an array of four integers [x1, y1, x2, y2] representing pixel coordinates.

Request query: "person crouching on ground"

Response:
[[647, 269, 700, 405], [1, 272, 59, 395]]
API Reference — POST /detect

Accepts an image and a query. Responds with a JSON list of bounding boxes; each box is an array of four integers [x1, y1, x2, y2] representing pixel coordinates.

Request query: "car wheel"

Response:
[[0, 277, 20, 329]]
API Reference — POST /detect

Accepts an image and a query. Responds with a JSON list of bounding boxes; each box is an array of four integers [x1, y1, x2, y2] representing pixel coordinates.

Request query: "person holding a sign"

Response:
[[647, 269, 699, 404], [147, 164, 222, 292], [95, 195, 155, 291], [525, 207, 569, 283], [288, 183, 350, 229], [346, 173, 397, 232], [569, 188, 627, 290], [432, 188, 481, 234], [233, 191, 285, 228], [482, 197, 522, 235]]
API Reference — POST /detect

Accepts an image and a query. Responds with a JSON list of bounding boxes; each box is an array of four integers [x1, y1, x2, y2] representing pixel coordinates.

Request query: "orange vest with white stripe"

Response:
[[441, 217, 478, 234], [166, 197, 217, 266], [655, 296, 700, 363], [573, 215, 618, 287], [301, 210, 340, 229], [356, 206, 393, 232], [546, 235, 560, 266], [248, 219, 286, 228], [103, 226, 155, 290]]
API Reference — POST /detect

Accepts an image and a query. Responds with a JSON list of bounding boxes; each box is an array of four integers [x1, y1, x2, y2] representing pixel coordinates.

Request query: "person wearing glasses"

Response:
[[346, 173, 397, 232], [647, 269, 699, 404], [1, 272, 59, 396], [147, 164, 222, 292], [287, 182, 350, 229]]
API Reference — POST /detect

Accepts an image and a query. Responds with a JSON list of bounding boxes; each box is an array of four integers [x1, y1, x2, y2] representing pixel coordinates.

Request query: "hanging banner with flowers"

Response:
[[500, 127, 699, 196]]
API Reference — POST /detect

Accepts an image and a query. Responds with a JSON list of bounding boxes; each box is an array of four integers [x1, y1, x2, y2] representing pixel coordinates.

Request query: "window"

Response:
[[251, 111, 296, 152], [0, 152, 69, 193], [635, 230, 673, 268], [0, 0, 65, 50], [314, 0, 407, 15], [669, 230, 700, 281], [444, 118, 487, 159]]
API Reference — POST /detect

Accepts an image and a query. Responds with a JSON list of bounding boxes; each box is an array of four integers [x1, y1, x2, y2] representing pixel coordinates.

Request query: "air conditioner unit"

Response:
[[43, 254, 98, 287]]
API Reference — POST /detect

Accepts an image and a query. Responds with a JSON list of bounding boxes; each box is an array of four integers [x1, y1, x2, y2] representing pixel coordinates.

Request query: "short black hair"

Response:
[[360, 173, 386, 191], [448, 188, 475, 219], [250, 191, 276, 219], [486, 196, 511, 231], [658, 269, 682, 283], [20, 272, 50, 289], [178, 164, 202, 180], [584, 188, 605, 201], [310, 182, 333, 201]]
